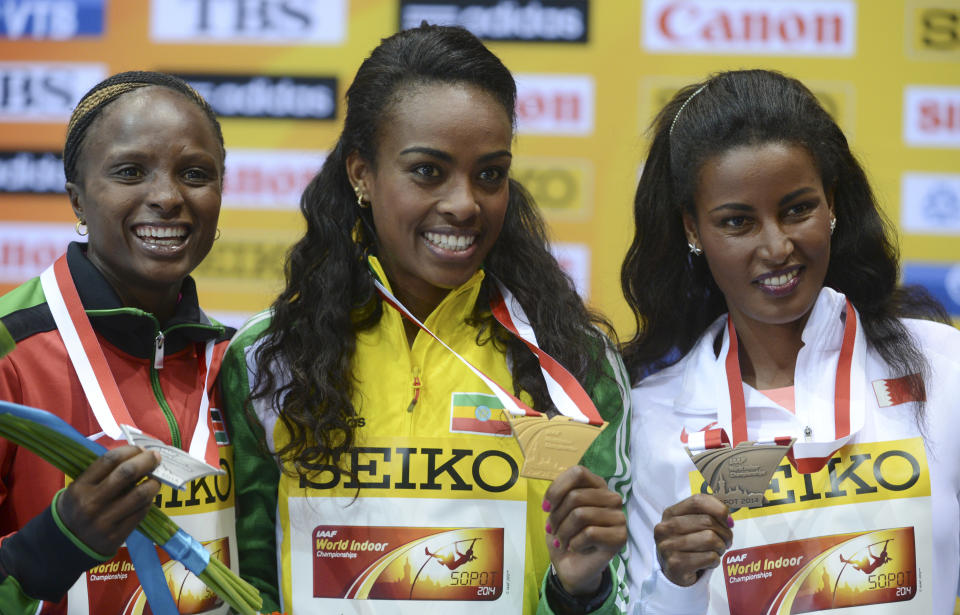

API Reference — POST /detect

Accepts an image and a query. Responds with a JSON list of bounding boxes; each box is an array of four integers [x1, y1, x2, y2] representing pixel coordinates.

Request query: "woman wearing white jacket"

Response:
[[621, 69, 960, 614]]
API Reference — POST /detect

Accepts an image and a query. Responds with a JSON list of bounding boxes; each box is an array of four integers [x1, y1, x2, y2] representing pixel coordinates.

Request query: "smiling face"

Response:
[[684, 142, 834, 333], [66, 86, 223, 312], [347, 82, 512, 316]]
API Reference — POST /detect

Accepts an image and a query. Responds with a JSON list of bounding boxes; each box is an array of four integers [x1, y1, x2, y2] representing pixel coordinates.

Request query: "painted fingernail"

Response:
[[545, 522, 553, 534], [727, 515, 735, 528], [542, 500, 552, 512], [553, 539, 561, 549]]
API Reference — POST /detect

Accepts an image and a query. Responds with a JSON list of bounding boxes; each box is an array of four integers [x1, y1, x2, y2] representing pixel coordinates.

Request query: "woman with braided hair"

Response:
[[0, 71, 238, 614]]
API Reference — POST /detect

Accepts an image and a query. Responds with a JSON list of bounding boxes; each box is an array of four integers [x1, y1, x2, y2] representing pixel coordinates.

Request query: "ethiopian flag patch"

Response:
[[450, 393, 512, 436]]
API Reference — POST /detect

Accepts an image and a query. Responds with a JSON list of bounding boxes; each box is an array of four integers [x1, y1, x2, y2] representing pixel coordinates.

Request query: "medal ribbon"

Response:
[[40, 256, 218, 465], [373, 278, 603, 425], [695, 298, 859, 473]]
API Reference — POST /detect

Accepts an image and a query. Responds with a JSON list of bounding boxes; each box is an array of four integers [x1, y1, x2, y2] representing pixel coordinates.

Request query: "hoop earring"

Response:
[[354, 185, 369, 208], [215, 228, 222, 240], [75, 220, 87, 236], [829, 217, 837, 235], [687, 241, 702, 256]]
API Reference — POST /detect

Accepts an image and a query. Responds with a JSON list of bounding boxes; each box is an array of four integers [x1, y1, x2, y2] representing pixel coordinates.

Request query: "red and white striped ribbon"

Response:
[[374, 277, 603, 425], [40, 255, 218, 464]]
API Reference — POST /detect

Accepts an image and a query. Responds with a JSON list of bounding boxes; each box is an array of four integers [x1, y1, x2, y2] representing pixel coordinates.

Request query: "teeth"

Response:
[[760, 269, 798, 288], [135, 225, 187, 241], [424, 232, 476, 252]]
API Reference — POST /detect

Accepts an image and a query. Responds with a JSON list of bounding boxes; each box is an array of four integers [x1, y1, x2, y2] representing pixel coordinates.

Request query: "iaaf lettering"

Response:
[[154, 454, 232, 509], [921, 8, 960, 50], [191, 0, 310, 33], [699, 449, 921, 509], [652, 1, 849, 47], [299, 447, 520, 493]]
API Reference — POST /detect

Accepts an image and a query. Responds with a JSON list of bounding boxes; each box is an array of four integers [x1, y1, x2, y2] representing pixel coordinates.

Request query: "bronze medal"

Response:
[[686, 438, 796, 509]]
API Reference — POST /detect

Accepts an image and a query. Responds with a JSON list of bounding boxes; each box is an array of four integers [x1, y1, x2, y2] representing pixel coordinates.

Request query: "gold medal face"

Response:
[[508, 414, 606, 480], [687, 439, 796, 509]]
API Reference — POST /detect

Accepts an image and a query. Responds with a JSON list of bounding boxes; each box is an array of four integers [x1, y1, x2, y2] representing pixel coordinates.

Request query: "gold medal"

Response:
[[508, 414, 606, 480]]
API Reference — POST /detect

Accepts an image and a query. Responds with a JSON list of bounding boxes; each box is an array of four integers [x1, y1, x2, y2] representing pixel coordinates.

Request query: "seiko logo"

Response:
[[514, 74, 594, 136], [178, 73, 336, 119], [643, 0, 856, 56], [511, 157, 591, 218], [0, 222, 73, 283], [194, 236, 289, 281], [918, 7, 960, 51], [155, 455, 233, 509], [399, 0, 588, 43], [550, 243, 589, 298], [0, 151, 64, 194], [900, 172, 960, 235], [299, 447, 520, 494], [904, 86, 960, 147], [699, 449, 922, 512], [0, 62, 105, 121], [902, 263, 960, 316], [222, 149, 325, 209], [0, 0, 104, 39], [150, 0, 346, 44]]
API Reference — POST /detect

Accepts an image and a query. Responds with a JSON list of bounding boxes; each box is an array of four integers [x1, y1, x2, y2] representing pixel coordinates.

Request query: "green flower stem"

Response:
[[0, 415, 261, 615]]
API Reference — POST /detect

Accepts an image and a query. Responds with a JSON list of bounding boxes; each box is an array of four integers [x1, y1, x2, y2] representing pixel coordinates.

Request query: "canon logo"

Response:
[[399, 0, 588, 42], [643, 0, 856, 56], [151, 0, 346, 44], [0, 152, 65, 193], [222, 149, 325, 209], [904, 86, 960, 148], [0, 223, 74, 283], [179, 74, 336, 119], [514, 74, 593, 136]]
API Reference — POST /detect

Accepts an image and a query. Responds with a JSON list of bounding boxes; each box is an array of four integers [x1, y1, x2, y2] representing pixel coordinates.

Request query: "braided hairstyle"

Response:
[[64, 71, 224, 185]]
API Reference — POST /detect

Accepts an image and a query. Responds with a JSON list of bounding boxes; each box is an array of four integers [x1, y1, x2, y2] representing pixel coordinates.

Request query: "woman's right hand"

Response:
[[56, 445, 162, 556], [654, 493, 733, 586]]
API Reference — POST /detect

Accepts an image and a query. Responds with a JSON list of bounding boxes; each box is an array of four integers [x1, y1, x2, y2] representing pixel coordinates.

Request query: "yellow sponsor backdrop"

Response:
[[0, 0, 958, 335]]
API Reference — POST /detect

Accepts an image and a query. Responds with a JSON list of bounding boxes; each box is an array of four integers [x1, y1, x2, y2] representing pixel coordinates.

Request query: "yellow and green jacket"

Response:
[[222, 258, 632, 614]]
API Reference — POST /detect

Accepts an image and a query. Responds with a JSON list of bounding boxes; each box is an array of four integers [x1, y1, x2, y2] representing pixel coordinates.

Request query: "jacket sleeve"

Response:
[[538, 337, 633, 615], [220, 328, 282, 613]]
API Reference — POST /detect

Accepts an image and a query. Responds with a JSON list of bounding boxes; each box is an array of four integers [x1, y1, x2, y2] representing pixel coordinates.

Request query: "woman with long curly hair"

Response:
[[622, 69, 959, 614], [222, 24, 631, 615]]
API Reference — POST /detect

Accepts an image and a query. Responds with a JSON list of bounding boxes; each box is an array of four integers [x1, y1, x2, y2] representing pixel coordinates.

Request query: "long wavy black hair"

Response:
[[253, 24, 612, 476], [621, 70, 949, 416]]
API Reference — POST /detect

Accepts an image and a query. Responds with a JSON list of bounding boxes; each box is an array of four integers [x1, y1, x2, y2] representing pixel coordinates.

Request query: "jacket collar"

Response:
[[674, 287, 867, 445], [66, 242, 224, 359]]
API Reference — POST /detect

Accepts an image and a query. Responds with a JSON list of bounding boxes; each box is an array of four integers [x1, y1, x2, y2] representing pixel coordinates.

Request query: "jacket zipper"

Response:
[[406, 367, 422, 413], [153, 331, 165, 369]]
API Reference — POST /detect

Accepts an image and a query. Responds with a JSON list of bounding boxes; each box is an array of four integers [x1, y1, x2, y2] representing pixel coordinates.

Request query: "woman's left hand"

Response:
[[543, 465, 626, 598]]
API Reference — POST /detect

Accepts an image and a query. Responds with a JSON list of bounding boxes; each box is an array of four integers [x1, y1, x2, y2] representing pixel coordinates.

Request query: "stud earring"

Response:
[[829, 217, 837, 235], [75, 219, 87, 236], [354, 185, 369, 208], [687, 241, 702, 256]]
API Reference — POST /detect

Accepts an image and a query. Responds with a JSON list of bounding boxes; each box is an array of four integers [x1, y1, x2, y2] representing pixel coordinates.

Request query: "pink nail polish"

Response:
[[553, 539, 560, 549], [727, 515, 735, 528], [545, 522, 552, 534], [542, 500, 552, 512]]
